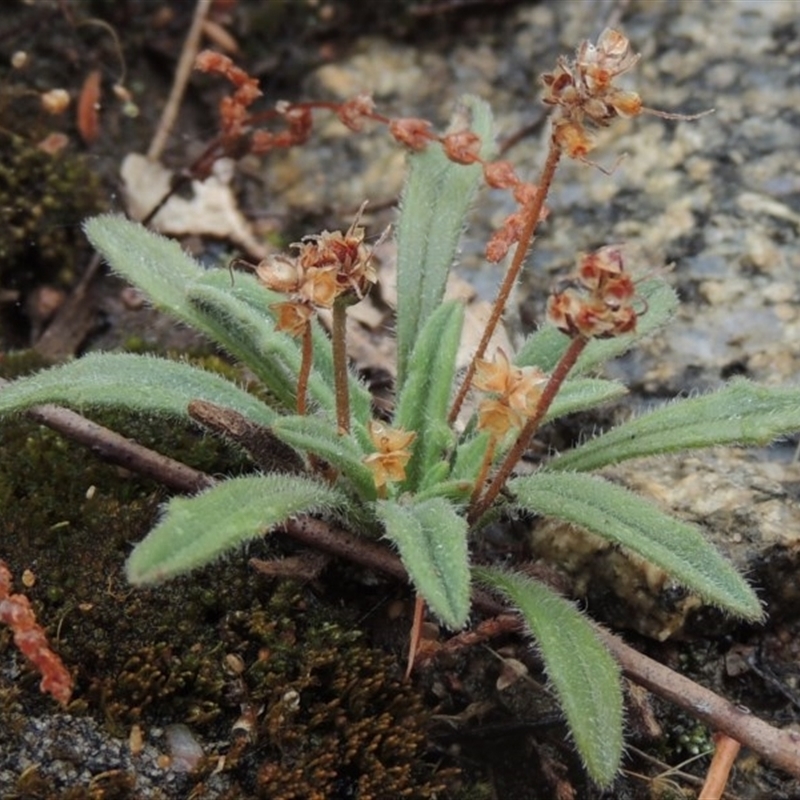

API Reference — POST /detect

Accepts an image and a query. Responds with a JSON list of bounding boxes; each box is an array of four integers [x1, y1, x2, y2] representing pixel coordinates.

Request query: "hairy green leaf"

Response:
[[127, 474, 346, 584], [545, 377, 628, 421], [517, 279, 678, 374], [395, 301, 464, 492], [85, 214, 207, 326], [549, 379, 800, 472], [376, 497, 470, 629], [474, 566, 623, 787], [451, 430, 493, 483], [510, 471, 763, 620], [270, 415, 376, 501], [395, 95, 495, 387], [0, 352, 275, 427]]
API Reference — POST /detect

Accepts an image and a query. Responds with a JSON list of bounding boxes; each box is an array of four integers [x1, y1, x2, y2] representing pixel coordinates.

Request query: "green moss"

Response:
[[0, 133, 105, 289]]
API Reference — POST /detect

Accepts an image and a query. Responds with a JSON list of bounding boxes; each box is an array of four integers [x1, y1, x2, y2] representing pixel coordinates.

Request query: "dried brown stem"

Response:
[[469, 435, 497, 508], [147, 0, 213, 161], [449, 139, 562, 424], [468, 335, 587, 524], [0, 387, 215, 495], [596, 629, 800, 780], [297, 321, 313, 415], [332, 299, 351, 434]]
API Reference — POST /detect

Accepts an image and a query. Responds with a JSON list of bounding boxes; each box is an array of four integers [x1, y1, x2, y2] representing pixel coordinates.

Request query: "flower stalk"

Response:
[[332, 298, 350, 434], [297, 320, 313, 415], [449, 141, 562, 424], [468, 334, 587, 524]]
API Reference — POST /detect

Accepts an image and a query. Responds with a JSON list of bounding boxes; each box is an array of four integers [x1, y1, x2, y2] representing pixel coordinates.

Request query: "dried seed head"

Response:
[[389, 117, 433, 151], [337, 93, 376, 132], [547, 246, 639, 338], [541, 28, 643, 159]]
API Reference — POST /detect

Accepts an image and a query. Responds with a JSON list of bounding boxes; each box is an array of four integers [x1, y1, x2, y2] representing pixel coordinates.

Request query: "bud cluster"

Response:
[[547, 246, 638, 339], [473, 349, 548, 437], [541, 28, 643, 159], [253, 212, 376, 337]]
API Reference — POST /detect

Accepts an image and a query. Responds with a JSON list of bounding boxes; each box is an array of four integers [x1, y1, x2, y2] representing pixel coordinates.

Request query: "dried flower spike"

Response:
[[541, 28, 643, 159]]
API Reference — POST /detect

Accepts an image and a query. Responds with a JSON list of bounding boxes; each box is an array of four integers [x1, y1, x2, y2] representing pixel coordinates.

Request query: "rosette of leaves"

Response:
[[2, 96, 800, 786]]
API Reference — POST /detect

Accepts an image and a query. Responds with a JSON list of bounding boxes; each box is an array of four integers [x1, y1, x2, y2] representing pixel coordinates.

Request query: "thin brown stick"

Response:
[[0, 391, 215, 495], [4, 401, 799, 779], [297, 321, 313, 415], [405, 594, 426, 680], [699, 733, 742, 799], [147, 0, 213, 161], [449, 140, 562, 425], [34, 253, 103, 360], [468, 335, 587, 523], [332, 299, 351, 434], [594, 627, 800, 780]]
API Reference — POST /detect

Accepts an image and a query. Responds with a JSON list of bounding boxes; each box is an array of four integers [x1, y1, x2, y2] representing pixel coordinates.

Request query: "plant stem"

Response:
[[332, 299, 351, 434], [469, 436, 497, 508], [297, 321, 313, 415], [468, 335, 587, 524], [449, 139, 562, 424]]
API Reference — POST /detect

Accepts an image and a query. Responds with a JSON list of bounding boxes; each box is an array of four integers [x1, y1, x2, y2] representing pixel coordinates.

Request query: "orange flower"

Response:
[[476, 398, 522, 438], [363, 420, 416, 488], [298, 266, 339, 308], [474, 350, 547, 436], [271, 300, 314, 337]]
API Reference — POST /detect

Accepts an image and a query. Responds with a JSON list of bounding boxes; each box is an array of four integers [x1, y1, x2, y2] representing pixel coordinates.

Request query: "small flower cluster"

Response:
[[363, 421, 416, 489], [254, 211, 377, 337], [473, 349, 548, 437], [541, 28, 643, 159], [547, 246, 638, 339], [0, 560, 72, 706]]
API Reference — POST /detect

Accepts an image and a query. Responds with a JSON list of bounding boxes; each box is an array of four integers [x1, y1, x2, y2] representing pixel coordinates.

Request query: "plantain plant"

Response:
[[3, 31, 800, 786]]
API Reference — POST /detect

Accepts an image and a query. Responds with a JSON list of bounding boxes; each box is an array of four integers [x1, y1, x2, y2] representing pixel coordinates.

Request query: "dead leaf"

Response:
[[77, 69, 102, 144], [121, 153, 267, 259]]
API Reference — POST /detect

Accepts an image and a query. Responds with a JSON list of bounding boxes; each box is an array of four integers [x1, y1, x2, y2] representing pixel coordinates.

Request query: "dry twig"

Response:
[[147, 0, 213, 161]]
